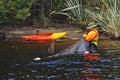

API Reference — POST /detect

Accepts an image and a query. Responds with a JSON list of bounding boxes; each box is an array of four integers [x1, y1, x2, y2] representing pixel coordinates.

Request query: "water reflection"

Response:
[[0, 41, 119, 80], [8, 52, 120, 80]]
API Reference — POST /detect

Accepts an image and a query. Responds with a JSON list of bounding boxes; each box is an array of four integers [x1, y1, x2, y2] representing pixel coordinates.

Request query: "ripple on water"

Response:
[[7, 51, 120, 80]]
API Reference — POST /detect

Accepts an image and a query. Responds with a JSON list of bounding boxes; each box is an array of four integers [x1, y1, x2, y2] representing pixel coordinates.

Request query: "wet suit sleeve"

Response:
[[83, 31, 97, 42]]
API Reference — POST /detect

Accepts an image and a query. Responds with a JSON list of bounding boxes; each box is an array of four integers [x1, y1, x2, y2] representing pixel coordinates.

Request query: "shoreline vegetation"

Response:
[[0, 0, 119, 40]]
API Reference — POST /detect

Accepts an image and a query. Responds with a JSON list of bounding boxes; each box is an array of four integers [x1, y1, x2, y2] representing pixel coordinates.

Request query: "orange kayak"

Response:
[[22, 32, 67, 42]]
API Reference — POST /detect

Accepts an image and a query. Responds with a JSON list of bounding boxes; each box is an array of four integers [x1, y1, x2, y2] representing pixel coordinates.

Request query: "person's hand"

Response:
[[83, 33, 87, 38]]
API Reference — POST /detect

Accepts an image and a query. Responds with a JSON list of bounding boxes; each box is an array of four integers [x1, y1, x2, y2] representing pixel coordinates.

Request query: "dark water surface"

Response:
[[0, 40, 120, 80]]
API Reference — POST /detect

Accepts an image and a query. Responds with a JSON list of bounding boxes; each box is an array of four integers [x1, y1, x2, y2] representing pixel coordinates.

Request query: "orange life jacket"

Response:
[[83, 28, 99, 45]]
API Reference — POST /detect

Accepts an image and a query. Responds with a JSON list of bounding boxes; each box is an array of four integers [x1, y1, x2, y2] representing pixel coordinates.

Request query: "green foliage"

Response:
[[0, 0, 34, 24], [31, 0, 66, 27], [31, 0, 50, 27], [83, 0, 103, 9], [59, 0, 91, 28], [51, 0, 65, 13], [85, 0, 120, 38]]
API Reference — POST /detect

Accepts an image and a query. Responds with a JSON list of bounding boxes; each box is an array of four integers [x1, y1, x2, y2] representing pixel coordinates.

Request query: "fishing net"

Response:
[[48, 37, 87, 58]]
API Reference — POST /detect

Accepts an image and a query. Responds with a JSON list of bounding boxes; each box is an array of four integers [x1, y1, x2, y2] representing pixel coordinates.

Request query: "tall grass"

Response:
[[57, 0, 90, 28], [85, 0, 120, 38]]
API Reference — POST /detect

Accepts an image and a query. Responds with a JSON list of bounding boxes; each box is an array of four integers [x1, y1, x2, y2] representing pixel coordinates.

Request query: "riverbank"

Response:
[[5, 27, 83, 40], [1, 26, 120, 49], [4, 26, 110, 40]]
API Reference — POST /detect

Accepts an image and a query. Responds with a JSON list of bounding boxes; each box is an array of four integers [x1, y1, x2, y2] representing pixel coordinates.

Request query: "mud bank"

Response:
[[1, 27, 120, 50]]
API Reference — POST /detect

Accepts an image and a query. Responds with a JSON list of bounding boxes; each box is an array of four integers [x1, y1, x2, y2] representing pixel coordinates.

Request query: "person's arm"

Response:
[[83, 31, 97, 42]]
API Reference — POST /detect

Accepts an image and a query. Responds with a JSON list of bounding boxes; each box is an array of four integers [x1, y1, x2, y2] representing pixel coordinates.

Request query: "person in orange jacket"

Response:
[[83, 22, 99, 53]]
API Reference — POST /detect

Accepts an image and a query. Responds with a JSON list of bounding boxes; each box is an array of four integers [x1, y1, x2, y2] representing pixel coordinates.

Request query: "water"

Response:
[[0, 40, 120, 80]]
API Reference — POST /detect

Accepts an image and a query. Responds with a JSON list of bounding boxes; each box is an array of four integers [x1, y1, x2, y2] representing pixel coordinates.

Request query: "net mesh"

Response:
[[48, 37, 87, 58]]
